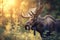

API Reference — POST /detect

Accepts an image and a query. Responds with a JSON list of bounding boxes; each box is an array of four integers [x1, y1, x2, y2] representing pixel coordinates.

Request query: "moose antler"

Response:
[[21, 13, 31, 18], [30, 11, 35, 15], [21, 5, 44, 19], [34, 4, 44, 18], [21, 11, 35, 18]]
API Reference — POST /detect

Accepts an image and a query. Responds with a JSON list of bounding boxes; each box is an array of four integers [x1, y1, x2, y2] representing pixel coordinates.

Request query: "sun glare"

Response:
[[3, 0, 16, 11], [0, 0, 36, 18]]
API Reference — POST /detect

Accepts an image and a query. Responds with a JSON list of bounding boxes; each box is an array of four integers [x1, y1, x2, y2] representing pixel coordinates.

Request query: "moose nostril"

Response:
[[27, 26, 29, 30], [25, 25, 30, 30]]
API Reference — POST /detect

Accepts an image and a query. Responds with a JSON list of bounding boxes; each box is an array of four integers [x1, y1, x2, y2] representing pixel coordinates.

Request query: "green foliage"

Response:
[[0, 27, 4, 35]]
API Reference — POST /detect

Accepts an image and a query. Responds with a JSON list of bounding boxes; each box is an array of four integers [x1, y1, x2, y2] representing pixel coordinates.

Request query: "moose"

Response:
[[21, 4, 60, 38], [23, 12, 60, 38], [22, 8, 60, 38]]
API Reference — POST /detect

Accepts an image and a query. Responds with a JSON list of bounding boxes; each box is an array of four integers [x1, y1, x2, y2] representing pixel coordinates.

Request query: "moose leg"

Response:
[[31, 26, 37, 35], [43, 24, 51, 37], [40, 32, 44, 37], [39, 29, 45, 38]]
